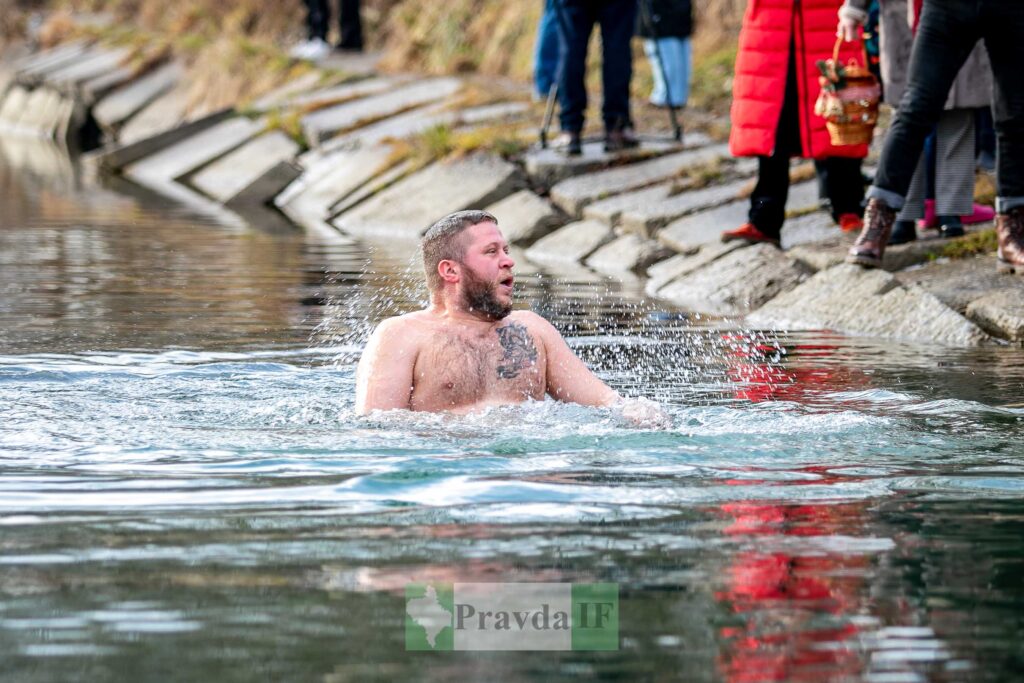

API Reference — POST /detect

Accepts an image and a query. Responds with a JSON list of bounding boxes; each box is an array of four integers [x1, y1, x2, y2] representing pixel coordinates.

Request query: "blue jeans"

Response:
[[556, 0, 637, 133], [643, 36, 690, 108], [533, 0, 561, 98], [869, 0, 1024, 213]]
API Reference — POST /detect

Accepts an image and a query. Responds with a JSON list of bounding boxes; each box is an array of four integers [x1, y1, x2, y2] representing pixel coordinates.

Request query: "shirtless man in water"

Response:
[[355, 210, 666, 425]]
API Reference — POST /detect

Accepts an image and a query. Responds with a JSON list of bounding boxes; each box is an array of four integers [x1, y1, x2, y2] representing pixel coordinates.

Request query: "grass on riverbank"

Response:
[[383, 122, 532, 172], [941, 229, 998, 260]]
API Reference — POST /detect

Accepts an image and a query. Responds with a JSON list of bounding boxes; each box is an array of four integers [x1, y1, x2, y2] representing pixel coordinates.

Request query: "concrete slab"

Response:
[[14, 87, 62, 137], [317, 100, 530, 157], [0, 85, 29, 128], [273, 75, 398, 111], [95, 108, 234, 172], [790, 231, 967, 274], [12, 41, 85, 70], [277, 145, 394, 227], [787, 243, 847, 273], [656, 181, 820, 252], [894, 252, 1020, 312], [524, 219, 614, 267], [225, 159, 302, 207], [36, 88, 68, 138], [80, 65, 135, 102], [582, 183, 675, 226], [326, 159, 416, 219], [44, 47, 131, 91], [655, 243, 808, 316], [124, 116, 263, 186], [457, 101, 531, 125], [550, 142, 730, 215], [0, 66, 15, 101], [484, 190, 563, 246], [117, 86, 191, 145], [966, 290, 1024, 341], [332, 154, 519, 240], [643, 241, 745, 297], [747, 263, 990, 347], [16, 41, 93, 80], [93, 62, 183, 130], [619, 179, 752, 237], [524, 132, 710, 188], [313, 49, 382, 76], [318, 102, 450, 152], [780, 212, 844, 249], [190, 130, 300, 203], [54, 98, 82, 146], [249, 71, 324, 112], [585, 234, 673, 274], [301, 77, 462, 146]]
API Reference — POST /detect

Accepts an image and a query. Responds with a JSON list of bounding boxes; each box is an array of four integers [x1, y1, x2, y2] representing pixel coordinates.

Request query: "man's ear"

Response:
[[437, 259, 460, 284]]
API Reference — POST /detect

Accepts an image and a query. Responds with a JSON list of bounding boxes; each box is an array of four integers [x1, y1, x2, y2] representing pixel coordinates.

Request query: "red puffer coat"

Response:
[[729, 0, 869, 159]]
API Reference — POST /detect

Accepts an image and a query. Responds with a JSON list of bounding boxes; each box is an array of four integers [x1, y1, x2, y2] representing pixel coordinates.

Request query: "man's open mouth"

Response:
[[499, 275, 514, 289]]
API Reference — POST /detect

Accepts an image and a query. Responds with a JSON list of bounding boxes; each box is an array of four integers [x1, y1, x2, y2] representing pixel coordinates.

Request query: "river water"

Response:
[[2, 138, 1024, 682]]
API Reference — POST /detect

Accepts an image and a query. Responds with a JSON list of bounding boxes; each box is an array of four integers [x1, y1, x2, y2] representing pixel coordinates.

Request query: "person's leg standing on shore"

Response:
[[820, 156, 865, 231], [981, 1, 1024, 272], [338, 0, 364, 51], [533, 0, 561, 99], [846, 1, 979, 267], [598, 0, 639, 150], [290, 0, 333, 60], [556, 0, 595, 155], [932, 109, 977, 236], [724, 41, 802, 246]]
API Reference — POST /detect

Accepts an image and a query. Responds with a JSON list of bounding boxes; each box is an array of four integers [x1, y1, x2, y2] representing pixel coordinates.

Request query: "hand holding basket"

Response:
[[813, 37, 881, 146]]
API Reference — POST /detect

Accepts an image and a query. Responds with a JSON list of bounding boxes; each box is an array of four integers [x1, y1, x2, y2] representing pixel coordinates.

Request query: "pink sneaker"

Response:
[[963, 203, 996, 225]]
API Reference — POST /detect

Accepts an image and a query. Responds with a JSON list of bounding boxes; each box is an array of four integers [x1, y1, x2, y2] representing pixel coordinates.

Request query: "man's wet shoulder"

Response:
[[372, 311, 434, 338], [503, 309, 554, 336]]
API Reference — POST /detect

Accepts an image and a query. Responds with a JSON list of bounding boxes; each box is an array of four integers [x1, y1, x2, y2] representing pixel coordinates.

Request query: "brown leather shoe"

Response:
[[996, 207, 1024, 275], [846, 197, 897, 269]]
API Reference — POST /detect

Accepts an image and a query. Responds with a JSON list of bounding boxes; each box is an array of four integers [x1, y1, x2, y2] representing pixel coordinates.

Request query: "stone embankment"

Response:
[[1, 30, 1022, 348]]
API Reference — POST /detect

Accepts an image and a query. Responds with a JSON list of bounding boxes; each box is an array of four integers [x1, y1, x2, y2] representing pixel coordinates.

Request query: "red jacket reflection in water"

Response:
[[715, 502, 867, 682]]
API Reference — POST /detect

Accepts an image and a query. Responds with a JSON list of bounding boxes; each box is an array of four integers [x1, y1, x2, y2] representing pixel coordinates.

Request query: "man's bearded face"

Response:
[[461, 263, 512, 321]]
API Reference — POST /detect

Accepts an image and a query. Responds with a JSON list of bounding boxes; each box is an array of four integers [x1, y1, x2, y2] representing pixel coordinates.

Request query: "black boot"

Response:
[[937, 215, 965, 238], [888, 220, 917, 245]]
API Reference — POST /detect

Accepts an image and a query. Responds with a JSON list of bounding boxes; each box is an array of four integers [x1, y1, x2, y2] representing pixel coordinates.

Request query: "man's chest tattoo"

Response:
[[495, 322, 539, 379]]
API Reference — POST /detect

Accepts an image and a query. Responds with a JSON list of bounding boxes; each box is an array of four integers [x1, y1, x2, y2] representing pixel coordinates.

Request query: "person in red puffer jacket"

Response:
[[722, 0, 870, 247]]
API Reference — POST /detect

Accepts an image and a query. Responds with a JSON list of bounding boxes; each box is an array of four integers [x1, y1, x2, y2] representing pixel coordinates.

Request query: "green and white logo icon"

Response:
[[405, 582, 455, 651], [405, 582, 618, 651]]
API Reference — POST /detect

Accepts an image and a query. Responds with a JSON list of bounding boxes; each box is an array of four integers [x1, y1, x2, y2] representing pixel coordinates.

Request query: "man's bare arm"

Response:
[[524, 312, 620, 406], [354, 318, 417, 415], [525, 312, 670, 427]]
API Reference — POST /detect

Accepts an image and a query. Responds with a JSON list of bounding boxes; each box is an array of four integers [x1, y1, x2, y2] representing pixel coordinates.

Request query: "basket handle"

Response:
[[832, 35, 869, 71]]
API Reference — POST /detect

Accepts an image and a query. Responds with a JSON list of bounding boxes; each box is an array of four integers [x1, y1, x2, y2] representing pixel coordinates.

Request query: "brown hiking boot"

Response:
[[846, 197, 897, 269], [996, 207, 1024, 275]]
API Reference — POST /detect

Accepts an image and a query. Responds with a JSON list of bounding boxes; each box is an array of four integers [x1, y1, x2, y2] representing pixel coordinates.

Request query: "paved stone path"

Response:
[[2, 26, 1023, 348]]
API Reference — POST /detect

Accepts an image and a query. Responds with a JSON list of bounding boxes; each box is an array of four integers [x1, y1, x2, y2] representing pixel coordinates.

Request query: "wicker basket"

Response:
[[814, 38, 881, 147]]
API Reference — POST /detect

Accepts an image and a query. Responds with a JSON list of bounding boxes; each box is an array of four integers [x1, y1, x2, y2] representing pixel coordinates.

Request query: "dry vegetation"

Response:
[[6, 0, 744, 156], [12, 0, 743, 113]]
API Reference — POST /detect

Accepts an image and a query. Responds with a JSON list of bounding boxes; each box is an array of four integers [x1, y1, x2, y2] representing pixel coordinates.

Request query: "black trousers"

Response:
[[871, 0, 1024, 212], [556, 0, 637, 133], [749, 41, 864, 238], [304, 0, 363, 49]]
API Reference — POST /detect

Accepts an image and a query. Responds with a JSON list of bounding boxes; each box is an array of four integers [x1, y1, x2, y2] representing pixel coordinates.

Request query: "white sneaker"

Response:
[[289, 38, 331, 61]]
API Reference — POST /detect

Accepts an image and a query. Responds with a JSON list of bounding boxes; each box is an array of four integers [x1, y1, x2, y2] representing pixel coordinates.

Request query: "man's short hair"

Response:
[[421, 210, 498, 292]]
